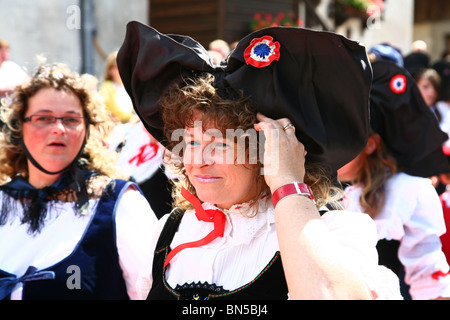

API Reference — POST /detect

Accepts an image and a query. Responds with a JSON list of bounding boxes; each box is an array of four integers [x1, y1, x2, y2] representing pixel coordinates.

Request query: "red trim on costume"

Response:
[[370, 290, 379, 300], [431, 270, 450, 280], [164, 188, 226, 268], [443, 145, 450, 156]]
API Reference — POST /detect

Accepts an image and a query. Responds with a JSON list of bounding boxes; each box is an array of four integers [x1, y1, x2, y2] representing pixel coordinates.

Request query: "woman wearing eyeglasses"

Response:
[[0, 63, 158, 300]]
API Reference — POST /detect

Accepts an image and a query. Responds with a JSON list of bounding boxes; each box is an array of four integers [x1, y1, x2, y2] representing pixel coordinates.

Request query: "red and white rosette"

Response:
[[390, 74, 407, 94], [244, 36, 280, 68]]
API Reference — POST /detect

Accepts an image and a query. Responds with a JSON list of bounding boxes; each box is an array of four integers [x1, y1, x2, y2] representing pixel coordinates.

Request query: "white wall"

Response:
[[414, 20, 450, 61], [334, 0, 415, 56], [92, 0, 148, 77], [0, 0, 148, 78]]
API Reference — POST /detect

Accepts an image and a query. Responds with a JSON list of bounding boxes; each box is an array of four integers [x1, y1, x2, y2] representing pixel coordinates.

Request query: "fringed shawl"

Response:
[[0, 166, 108, 235]]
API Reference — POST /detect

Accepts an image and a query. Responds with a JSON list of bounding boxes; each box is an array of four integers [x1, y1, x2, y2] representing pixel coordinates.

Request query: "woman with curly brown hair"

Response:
[[161, 74, 341, 214], [118, 22, 402, 300], [0, 62, 158, 300]]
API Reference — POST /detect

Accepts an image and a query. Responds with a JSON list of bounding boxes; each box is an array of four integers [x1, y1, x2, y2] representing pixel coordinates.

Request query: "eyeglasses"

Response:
[[23, 115, 86, 129]]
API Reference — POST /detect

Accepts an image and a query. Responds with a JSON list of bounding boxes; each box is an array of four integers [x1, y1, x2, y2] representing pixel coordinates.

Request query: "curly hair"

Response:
[[161, 74, 344, 212], [0, 62, 124, 183]]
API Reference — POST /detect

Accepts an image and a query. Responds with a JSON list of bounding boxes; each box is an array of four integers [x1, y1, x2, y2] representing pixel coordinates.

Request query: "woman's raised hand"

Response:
[[254, 113, 307, 193]]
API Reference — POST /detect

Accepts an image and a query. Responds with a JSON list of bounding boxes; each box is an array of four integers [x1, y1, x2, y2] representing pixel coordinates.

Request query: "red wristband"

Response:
[[271, 182, 315, 208]]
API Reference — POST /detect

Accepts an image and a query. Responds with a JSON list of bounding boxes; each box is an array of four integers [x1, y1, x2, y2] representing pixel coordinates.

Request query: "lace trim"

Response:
[[177, 197, 274, 247], [160, 247, 281, 300], [174, 282, 229, 300]]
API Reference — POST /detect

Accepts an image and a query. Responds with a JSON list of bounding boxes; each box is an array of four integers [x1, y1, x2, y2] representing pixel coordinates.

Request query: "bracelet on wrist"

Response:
[[271, 182, 315, 208]]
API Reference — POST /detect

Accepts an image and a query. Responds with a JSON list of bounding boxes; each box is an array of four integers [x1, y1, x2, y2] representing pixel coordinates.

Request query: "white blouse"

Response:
[[137, 197, 402, 300], [0, 187, 158, 300], [343, 172, 450, 300]]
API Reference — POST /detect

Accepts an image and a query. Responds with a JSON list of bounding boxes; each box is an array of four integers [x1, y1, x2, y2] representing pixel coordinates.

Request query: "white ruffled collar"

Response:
[[174, 194, 275, 247]]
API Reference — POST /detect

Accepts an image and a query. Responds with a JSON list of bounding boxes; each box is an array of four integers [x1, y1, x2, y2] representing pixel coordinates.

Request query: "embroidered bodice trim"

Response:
[[159, 247, 281, 300]]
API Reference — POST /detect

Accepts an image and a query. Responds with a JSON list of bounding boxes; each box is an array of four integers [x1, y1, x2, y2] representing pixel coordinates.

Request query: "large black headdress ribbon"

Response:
[[117, 21, 373, 174], [370, 60, 449, 177]]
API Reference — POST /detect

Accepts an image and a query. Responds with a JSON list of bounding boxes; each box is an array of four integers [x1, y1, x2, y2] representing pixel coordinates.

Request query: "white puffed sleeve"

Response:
[[115, 187, 159, 300], [322, 210, 403, 300], [395, 178, 450, 300], [135, 213, 170, 300]]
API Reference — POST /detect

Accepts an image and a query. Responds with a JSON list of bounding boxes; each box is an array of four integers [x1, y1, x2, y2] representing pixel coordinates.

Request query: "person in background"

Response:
[[99, 51, 135, 123], [411, 40, 428, 54], [433, 53, 450, 108], [414, 68, 443, 122], [208, 39, 230, 61], [108, 120, 173, 219], [414, 68, 450, 194], [338, 59, 450, 300], [207, 50, 223, 67], [404, 40, 430, 79], [433, 56, 450, 139], [0, 62, 157, 300], [433, 55, 450, 268], [117, 21, 402, 300], [0, 39, 28, 106], [368, 43, 404, 68]]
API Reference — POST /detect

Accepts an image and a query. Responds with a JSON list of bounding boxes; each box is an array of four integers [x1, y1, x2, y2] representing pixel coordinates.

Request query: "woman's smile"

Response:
[[183, 123, 261, 209], [194, 174, 222, 183]]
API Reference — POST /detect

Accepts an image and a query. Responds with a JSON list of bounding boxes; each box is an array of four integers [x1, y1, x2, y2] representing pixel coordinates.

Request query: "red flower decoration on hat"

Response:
[[390, 74, 407, 94], [244, 36, 280, 68]]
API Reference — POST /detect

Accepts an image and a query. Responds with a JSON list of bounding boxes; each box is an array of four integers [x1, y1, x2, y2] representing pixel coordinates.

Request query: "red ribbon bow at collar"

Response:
[[164, 187, 226, 268]]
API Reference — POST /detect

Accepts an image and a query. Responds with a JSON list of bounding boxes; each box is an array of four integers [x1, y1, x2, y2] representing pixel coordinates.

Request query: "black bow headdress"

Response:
[[117, 21, 372, 174], [370, 60, 449, 177]]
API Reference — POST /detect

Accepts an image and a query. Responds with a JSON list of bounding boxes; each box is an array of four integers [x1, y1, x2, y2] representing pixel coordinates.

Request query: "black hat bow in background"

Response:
[[370, 60, 449, 177]]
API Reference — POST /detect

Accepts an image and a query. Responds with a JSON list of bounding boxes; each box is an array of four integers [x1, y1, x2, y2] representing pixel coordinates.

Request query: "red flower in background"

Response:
[[250, 11, 301, 31]]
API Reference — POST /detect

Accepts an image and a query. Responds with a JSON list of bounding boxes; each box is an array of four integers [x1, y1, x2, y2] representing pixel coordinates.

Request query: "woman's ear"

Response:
[[364, 134, 381, 155]]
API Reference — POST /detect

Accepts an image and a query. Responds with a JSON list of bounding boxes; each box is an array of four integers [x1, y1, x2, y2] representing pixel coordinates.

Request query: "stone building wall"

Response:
[[0, 0, 147, 78]]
